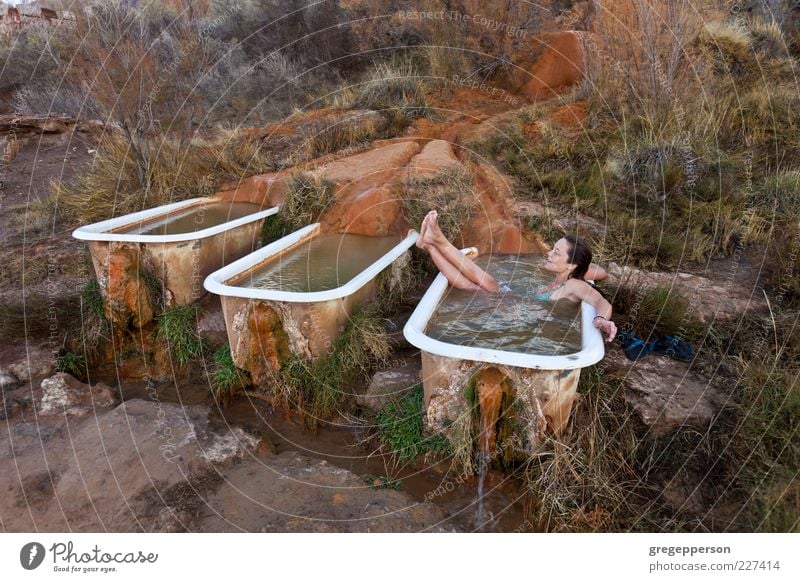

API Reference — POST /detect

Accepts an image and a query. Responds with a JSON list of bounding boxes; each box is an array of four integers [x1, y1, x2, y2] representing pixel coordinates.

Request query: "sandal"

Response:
[[616, 331, 651, 361], [649, 336, 695, 362]]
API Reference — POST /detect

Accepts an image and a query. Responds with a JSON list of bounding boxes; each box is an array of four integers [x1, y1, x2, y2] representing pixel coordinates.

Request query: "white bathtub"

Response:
[[72, 197, 279, 308], [403, 249, 606, 450], [203, 224, 419, 380]]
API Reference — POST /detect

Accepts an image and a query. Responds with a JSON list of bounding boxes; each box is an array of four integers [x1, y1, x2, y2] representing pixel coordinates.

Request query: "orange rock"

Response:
[[321, 184, 406, 236], [404, 139, 463, 180], [217, 172, 291, 207], [246, 303, 291, 389], [517, 31, 586, 101], [105, 245, 154, 329], [550, 101, 588, 135]]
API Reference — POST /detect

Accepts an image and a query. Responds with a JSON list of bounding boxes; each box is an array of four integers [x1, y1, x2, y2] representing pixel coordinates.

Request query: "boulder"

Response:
[[515, 31, 587, 101], [606, 262, 768, 323], [320, 184, 406, 236], [603, 350, 724, 437], [356, 361, 421, 412], [6, 346, 55, 384], [38, 372, 118, 417], [404, 139, 462, 180]]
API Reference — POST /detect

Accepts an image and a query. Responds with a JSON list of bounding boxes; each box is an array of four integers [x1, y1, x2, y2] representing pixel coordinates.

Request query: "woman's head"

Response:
[[544, 235, 592, 280]]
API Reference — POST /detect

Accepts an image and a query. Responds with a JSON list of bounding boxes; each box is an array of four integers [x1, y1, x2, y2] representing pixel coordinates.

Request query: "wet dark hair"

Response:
[[564, 235, 592, 280]]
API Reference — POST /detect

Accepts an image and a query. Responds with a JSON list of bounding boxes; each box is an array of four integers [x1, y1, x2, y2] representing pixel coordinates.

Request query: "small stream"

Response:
[[114, 376, 533, 532]]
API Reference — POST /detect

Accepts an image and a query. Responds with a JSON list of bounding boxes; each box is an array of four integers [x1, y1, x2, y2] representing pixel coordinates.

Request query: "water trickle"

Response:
[[474, 369, 506, 530], [118, 202, 265, 235]]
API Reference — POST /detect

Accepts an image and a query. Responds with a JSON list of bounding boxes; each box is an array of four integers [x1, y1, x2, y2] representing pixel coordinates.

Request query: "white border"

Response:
[[71, 198, 279, 243], [403, 250, 605, 370], [203, 225, 419, 303]]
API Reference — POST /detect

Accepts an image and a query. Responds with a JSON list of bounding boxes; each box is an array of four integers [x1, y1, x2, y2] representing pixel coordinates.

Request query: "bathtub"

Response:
[[73, 197, 278, 308], [203, 224, 418, 383], [403, 249, 605, 454]]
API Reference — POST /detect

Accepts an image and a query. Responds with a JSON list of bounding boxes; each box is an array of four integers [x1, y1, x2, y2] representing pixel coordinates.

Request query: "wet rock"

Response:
[[104, 245, 155, 329], [52, 399, 261, 530], [603, 350, 724, 437], [194, 451, 455, 532], [196, 304, 228, 347], [356, 361, 421, 412], [606, 263, 768, 323], [37, 372, 118, 417]]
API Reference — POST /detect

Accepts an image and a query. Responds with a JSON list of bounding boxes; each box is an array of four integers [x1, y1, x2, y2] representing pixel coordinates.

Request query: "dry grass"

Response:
[[401, 166, 476, 243], [56, 133, 276, 225], [278, 171, 336, 229]]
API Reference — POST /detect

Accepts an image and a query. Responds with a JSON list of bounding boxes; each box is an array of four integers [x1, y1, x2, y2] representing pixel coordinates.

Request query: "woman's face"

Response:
[[543, 238, 577, 275]]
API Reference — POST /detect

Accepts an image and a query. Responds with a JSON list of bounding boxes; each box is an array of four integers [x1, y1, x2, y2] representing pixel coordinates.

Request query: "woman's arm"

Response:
[[564, 279, 617, 342], [585, 263, 608, 282]]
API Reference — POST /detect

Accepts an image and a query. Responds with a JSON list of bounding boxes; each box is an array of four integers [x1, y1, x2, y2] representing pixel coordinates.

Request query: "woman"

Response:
[[416, 211, 617, 343]]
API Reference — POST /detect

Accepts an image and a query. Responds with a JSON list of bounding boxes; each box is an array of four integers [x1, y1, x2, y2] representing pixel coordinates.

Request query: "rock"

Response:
[[0, 396, 21, 420], [6, 347, 55, 383], [320, 183, 406, 236], [105, 245, 155, 329], [216, 171, 291, 208], [606, 262, 768, 323], [244, 109, 389, 166], [51, 399, 261, 530], [514, 31, 587, 101], [196, 303, 229, 347], [603, 350, 724, 437], [193, 451, 455, 532], [38, 372, 118, 417], [0, 368, 20, 391], [356, 362, 421, 412], [404, 139, 463, 180], [4, 422, 63, 458]]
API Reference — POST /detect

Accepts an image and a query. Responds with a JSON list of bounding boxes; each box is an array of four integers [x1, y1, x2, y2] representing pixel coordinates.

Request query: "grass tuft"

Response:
[[278, 171, 336, 230], [402, 166, 476, 243], [376, 385, 452, 463], [156, 306, 206, 367]]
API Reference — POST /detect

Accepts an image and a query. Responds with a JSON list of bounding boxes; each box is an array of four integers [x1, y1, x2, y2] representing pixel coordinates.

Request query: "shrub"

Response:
[[56, 351, 87, 379], [276, 308, 390, 421]]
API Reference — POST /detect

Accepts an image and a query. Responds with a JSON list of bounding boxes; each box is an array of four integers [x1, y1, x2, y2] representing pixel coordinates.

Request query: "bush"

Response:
[[56, 351, 87, 379]]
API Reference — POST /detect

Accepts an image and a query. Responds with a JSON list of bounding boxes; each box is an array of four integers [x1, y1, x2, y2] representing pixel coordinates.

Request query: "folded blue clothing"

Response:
[[649, 335, 695, 362], [616, 331, 651, 361]]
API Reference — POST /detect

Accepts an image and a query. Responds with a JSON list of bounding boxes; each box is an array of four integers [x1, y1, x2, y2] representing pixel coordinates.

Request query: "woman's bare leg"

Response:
[[423, 211, 499, 292], [428, 247, 482, 291]]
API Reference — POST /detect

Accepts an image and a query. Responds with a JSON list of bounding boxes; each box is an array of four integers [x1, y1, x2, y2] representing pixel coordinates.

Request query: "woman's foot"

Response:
[[425, 210, 448, 247], [416, 211, 432, 249]]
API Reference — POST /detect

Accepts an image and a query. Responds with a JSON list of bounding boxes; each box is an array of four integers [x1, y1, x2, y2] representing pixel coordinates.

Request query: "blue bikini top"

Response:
[[534, 282, 565, 302]]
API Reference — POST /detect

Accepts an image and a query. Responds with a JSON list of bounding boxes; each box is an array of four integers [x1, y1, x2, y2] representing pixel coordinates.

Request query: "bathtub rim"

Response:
[[203, 224, 419, 303], [71, 197, 279, 243], [403, 257, 606, 371]]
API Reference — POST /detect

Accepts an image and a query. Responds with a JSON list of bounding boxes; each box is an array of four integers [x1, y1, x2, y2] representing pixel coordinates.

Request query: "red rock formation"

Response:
[[515, 31, 586, 101]]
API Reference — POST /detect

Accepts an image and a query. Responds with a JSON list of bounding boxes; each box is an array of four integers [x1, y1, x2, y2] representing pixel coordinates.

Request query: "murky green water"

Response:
[[426, 255, 582, 355], [243, 233, 403, 292], [119, 202, 264, 235]]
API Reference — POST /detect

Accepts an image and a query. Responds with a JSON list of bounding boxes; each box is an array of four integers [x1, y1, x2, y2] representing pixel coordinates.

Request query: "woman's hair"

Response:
[[564, 235, 592, 280]]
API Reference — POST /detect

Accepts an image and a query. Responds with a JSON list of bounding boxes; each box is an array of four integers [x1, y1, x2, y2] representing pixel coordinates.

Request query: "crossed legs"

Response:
[[416, 211, 499, 293]]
